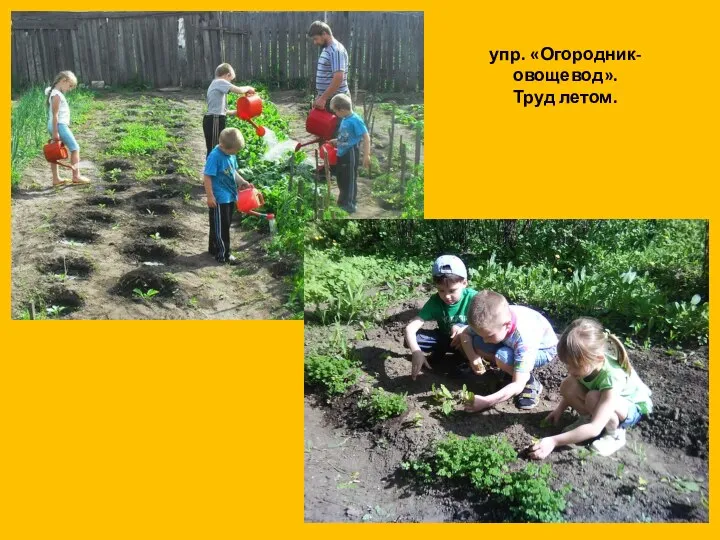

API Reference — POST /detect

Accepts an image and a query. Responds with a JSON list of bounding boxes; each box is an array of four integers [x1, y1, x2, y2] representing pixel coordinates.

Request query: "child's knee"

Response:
[[585, 390, 601, 410], [559, 376, 578, 398]]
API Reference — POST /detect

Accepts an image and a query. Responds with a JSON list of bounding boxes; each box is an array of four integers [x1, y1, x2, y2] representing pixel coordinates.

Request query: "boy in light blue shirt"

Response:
[[203, 127, 251, 264], [329, 94, 370, 214]]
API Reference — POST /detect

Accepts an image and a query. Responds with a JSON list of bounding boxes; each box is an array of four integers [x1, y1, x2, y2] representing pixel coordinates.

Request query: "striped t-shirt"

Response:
[[316, 40, 349, 95]]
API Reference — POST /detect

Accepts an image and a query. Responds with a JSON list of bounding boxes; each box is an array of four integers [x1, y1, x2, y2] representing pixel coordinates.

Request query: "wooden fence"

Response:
[[11, 11, 424, 93]]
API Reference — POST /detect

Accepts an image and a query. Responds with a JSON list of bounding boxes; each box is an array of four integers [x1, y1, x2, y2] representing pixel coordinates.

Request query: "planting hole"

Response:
[[62, 225, 99, 243], [42, 285, 84, 316], [139, 223, 182, 239], [79, 210, 114, 224], [39, 255, 94, 278], [123, 239, 177, 262], [136, 200, 174, 215], [102, 159, 133, 172], [114, 268, 178, 298], [87, 195, 121, 207]]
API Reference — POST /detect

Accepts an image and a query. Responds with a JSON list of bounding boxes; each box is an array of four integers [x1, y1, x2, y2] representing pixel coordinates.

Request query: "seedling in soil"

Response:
[[668, 477, 702, 494], [112, 223, 121, 230], [459, 384, 475, 404], [404, 412, 423, 428], [358, 388, 408, 422], [150, 232, 161, 241], [105, 188, 116, 197], [637, 476, 648, 492], [431, 383, 456, 416], [146, 209, 156, 217], [172, 210, 179, 220], [46, 305, 66, 317], [631, 441, 647, 463], [337, 472, 360, 489], [98, 203, 106, 209], [133, 288, 160, 300], [702, 495, 709, 510], [616, 463, 625, 479], [188, 297, 199, 308], [183, 192, 192, 204]]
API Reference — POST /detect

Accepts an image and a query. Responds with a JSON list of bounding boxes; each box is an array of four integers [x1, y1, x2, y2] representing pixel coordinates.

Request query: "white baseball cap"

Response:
[[432, 255, 467, 279]]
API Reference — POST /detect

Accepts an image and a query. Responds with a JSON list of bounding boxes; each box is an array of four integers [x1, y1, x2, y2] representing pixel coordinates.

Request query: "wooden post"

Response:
[[30, 301, 36, 320], [288, 155, 295, 191], [414, 122, 422, 167], [314, 149, 319, 219], [400, 139, 407, 190], [387, 105, 395, 173], [324, 147, 332, 210], [296, 169, 304, 214]]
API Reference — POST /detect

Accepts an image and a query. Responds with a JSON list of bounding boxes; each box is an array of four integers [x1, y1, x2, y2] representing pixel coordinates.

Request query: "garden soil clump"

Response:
[[304, 300, 709, 523]]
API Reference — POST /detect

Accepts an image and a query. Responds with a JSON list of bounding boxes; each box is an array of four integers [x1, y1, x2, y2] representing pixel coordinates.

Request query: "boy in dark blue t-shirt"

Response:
[[203, 127, 251, 264], [329, 94, 370, 214]]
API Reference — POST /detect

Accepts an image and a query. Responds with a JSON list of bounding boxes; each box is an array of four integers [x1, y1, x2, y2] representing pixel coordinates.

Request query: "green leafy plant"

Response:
[[304, 354, 360, 397], [498, 464, 570, 523], [358, 388, 408, 422], [431, 383, 457, 416], [149, 232, 161, 241], [46, 305, 66, 317], [133, 288, 159, 300]]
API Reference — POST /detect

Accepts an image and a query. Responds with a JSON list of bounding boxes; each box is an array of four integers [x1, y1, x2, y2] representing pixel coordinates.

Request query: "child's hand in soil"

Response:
[[544, 407, 563, 426], [464, 394, 492, 412], [411, 350, 431, 380], [449, 325, 465, 349], [529, 437, 556, 460]]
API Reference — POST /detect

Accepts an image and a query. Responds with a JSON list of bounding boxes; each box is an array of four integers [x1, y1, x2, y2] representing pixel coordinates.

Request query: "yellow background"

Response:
[[2, 2, 718, 537]]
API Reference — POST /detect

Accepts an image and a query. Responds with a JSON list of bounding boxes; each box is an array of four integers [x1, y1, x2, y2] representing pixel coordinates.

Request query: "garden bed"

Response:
[[11, 89, 296, 320], [304, 307, 709, 523]]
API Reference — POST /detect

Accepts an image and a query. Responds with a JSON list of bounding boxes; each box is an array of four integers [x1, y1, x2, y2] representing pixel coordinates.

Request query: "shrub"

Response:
[[358, 388, 408, 421], [498, 463, 570, 523], [304, 354, 360, 396], [402, 434, 570, 523]]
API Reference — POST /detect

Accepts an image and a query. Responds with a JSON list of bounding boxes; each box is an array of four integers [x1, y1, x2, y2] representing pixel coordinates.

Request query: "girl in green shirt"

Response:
[[530, 317, 652, 459]]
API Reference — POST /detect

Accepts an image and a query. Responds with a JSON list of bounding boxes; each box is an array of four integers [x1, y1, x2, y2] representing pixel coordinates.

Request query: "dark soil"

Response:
[[304, 300, 709, 523], [62, 225, 100, 243], [114, 268, 179, 298], [86, 195, 122, 207], [42, 285, 84, 315], [135, 200, 174, 216], [39, 255, 94, 278], [123, 239, 177, 263], [101, 158, 134, 172]]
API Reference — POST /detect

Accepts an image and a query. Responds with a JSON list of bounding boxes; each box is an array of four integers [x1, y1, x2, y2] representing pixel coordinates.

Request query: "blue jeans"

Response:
[[408, 329, 466, 375], [471, 334, 556, 372], [48, 122, 79, 152], [619, 402, 643, 429]]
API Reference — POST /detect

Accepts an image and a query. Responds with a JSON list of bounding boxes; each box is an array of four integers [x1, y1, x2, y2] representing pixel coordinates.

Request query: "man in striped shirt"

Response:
[[308, 21, 350, 112]]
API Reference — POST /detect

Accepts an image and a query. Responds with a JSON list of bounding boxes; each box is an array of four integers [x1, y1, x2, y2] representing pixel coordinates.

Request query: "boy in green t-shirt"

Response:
[[405, 255, 477, 380]]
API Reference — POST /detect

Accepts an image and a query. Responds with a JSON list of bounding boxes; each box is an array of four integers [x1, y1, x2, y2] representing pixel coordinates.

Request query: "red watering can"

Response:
[[237, 186, 276, 235], [236, 95, 266, 137], [294, 108, 338, 151], [319, 142, 337, 166], [43, 139, 74, 170], [237, 185, 264, 213]]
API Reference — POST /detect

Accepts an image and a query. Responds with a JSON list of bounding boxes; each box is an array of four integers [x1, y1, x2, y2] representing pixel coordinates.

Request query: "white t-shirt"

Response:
[[46, 88, 71, 125], [206, 78, 233, 115]]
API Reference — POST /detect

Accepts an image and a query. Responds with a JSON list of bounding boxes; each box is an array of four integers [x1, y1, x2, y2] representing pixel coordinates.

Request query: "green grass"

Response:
[[106, 123, 170, 156], [11, 87, 96, 187]]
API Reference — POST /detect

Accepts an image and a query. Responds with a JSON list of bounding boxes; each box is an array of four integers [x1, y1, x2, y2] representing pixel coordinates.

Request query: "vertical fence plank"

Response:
[[11, 12, 423, 93]]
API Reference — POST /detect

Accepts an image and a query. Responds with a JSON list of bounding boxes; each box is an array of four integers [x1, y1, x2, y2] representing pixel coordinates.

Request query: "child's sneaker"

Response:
[[591, 428, 627, 456], [562, 415, 592, 433], [516, 374, 543, 410]]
